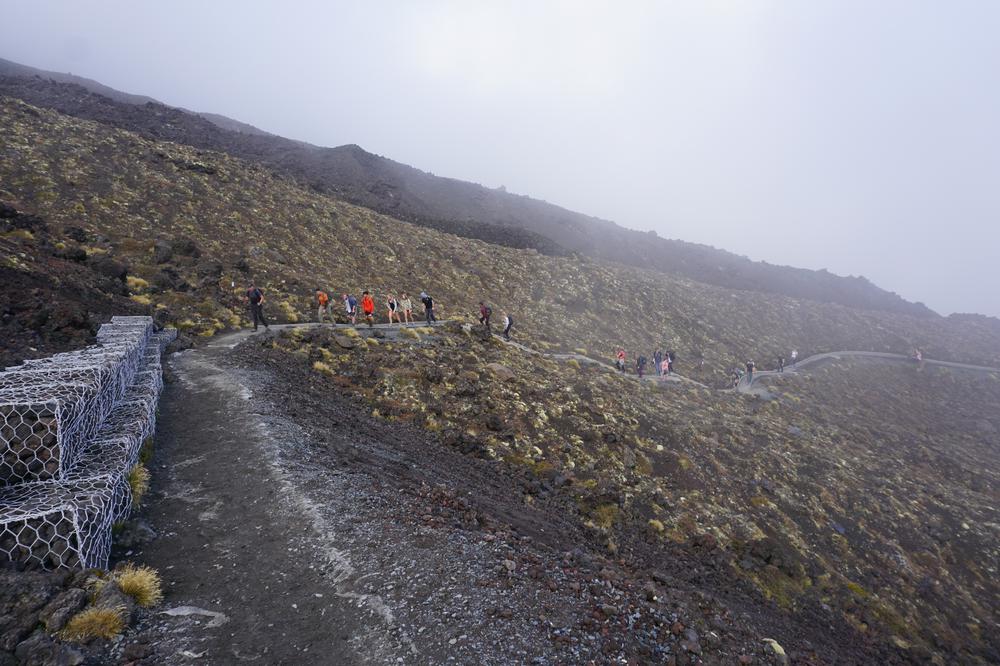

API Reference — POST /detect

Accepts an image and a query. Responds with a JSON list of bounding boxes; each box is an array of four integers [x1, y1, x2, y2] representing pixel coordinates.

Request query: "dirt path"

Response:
[[126, 327, 411, 665]]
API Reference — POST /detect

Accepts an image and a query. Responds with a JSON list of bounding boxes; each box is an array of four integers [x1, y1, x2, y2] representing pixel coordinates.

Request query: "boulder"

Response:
[[152, 240, 173, 264], [38, 589, 87, 632]]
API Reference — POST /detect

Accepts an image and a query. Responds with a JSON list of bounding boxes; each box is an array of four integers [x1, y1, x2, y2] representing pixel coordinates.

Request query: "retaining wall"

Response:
[[0, 316, 176, 570]]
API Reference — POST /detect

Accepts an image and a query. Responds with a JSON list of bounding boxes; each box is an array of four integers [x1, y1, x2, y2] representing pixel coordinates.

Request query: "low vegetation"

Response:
[[60, 606, 126, 643], [112, 563, 163, 608]]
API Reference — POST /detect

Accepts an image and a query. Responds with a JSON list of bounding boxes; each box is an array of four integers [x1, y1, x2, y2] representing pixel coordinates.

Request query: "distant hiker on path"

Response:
[[660, 357, 669, 377], [343, 293, 358, 325], [386, 294, 401, 324], [315, 288, 331, 323], [616, 348, 626, 372], [479, 302, 492, 333], [745, 359, 755, 384], [361, 291, 375, 327], [420, 292, 436, 324], [636, 355, 647, 378], [400, 293, 413, 324], [666, 350, 676, 375], [778, 356, 785, 373], [654, 349, 663, 377], [502, 313, 513, 341], [731, 368, 743, 388], [245, 282, 269, 332], [790, 349, 798, 367]]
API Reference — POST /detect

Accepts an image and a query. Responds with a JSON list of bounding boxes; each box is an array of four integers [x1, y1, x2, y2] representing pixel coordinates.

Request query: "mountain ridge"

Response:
[[0, 57, 937, 318]]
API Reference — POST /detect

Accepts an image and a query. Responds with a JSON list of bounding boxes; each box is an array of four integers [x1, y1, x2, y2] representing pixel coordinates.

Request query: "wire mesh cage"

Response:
[[0, 317, 173, 570]]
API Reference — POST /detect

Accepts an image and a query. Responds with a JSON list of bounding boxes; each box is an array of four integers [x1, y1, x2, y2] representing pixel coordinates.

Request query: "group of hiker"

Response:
[[244, 282, 514, 340], [247, 281, 801, 386], [617, 348, 678, 378], [315, 289, 437, 327]]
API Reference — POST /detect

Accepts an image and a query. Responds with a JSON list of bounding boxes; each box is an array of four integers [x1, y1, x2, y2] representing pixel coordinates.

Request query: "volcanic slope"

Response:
[[1, 97, 998, 381], [252, 323, 1000, 664], [0, 71, 936, 316]]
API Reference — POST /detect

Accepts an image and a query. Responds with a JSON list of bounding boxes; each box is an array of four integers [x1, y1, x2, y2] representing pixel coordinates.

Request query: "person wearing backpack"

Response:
[[342, 293, 358, 324], [245, 281, 269, 331], [745, 359, 755, 384], [616, 348, 626, 372], [361, 291, 375, 327], [653, 349, 663, 377], [479, 302, 492, 333], [420, 292, 436, 324], [502, 313, 513, 341], [636, 355, 647, 378], [315, 288, 331, 323]]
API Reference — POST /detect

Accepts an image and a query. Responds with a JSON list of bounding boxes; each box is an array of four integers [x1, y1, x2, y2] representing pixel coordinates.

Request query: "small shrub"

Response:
[[138, 437, 154, 464], [126, 276, 149, 292], [312, 361, 334, 377], [365, 337, 380, 346], [401, 328, 420, 339], [648, 519, 665, 533], [61, 606, 125, 642], [113, 563, 163, 608], [342, 327, 360, 338], [128, 464, 150, 505], [129, 294, 152, 306], [574, 347, 588, 355]]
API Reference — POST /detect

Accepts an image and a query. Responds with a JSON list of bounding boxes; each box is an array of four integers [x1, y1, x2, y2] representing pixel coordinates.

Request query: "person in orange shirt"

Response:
[[315, 288, 331, 323], [361, 290, 375, 327]]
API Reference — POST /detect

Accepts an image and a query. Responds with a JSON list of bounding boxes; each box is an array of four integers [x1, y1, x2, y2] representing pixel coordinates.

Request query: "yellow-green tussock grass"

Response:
[[415, 327, 434, 335], [60, 606, 126, 642], [574, 347, 588, 355], [648, 519, 665, 533], [312, 361, 334, 377], [342, 327, 361, 338], [401, 328, 420, 339], [128, 463, 150, 505], [129, 294, 152, 306], [365, 337, 380, 346], [125, 276, 149, 292], [113, 563, 163, 608]]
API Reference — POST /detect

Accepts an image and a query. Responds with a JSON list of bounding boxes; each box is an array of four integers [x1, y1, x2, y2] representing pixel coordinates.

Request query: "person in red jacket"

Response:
[[361, 291, 375, 327]]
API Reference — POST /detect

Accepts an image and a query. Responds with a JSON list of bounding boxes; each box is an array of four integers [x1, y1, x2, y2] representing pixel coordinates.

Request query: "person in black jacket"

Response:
[[245, 282, 269, 331], [420, 292, 436, 323]]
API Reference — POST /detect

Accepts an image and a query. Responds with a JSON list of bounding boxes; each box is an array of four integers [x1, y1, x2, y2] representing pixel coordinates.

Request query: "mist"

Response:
[[4, 0, 999, 317]]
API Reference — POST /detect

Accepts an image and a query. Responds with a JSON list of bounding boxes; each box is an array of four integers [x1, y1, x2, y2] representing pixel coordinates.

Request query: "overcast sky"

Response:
[[5, 1, 999, 317]]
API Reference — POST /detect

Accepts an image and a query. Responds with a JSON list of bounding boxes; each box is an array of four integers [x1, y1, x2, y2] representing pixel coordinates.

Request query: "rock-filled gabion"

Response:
[[0, 317, 176, 569]]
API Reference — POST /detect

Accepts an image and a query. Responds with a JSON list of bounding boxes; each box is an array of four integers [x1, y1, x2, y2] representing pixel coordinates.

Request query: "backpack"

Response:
[[348, 295, 357, 308]]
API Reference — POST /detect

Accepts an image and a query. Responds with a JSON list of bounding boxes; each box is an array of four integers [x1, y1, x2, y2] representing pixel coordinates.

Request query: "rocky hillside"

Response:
[[0, 68, 934, 317], [1, 97, 998, 379], [249, 323, 999, 663]]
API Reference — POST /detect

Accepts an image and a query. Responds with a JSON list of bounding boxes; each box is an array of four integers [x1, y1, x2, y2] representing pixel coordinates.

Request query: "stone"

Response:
[[14, 630, 83, 666], [333, 334, 357, 350], [38, 589, 87, 633], [153, 240, 173, 264], [115, 519, 158, 548], [94, 583, 138, 624]]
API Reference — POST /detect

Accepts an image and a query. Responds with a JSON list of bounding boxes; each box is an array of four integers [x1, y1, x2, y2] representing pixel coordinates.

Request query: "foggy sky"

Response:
[[4, 1, 999, 317]]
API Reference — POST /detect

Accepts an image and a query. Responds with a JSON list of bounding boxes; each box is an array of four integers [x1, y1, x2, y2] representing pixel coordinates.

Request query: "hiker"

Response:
[[343, 293, 358, 324], [636, 355, 648, 378], [745, 359, 755, 384], [653, 349, 663, 377], [361, 290, 375, 327], [245, 281, 269, 332], [386, 294, 401, 324], [479, 302, 492, 333], [790, 349, 798, 367], [731, 368, 743, 388], [660, 357, 669, 377], [778, 356, 785, 373], [666, 350, 676, 375], [400, 292, 413, 324], [616, 348, 626, 372], [315, 288, 331, 323], [502, 313, 513, 341], [420, 292, 436, 323]]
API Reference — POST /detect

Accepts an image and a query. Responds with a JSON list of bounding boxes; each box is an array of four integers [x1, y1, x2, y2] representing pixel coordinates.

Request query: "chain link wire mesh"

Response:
[[0, 317, 176, 570]]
